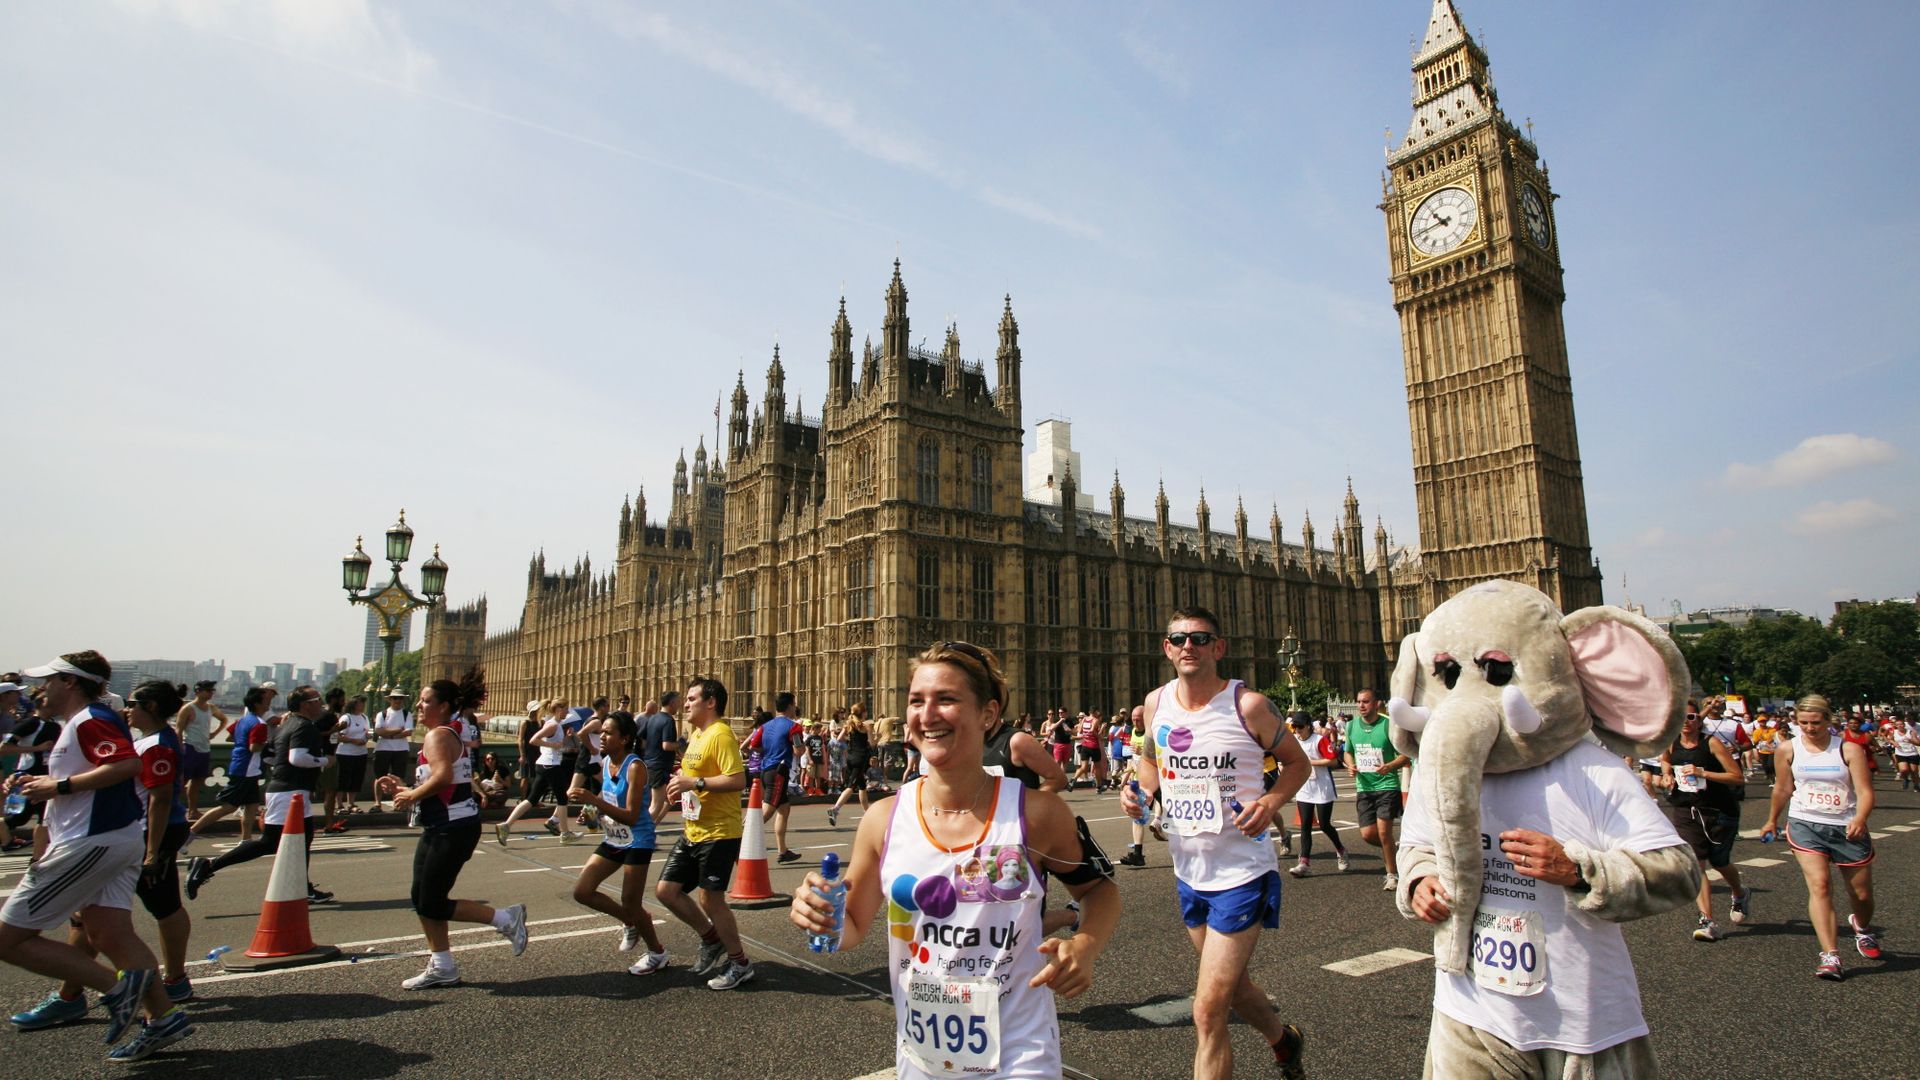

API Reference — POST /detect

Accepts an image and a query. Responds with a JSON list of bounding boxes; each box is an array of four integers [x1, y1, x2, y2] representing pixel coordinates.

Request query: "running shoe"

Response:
[[628, 949, 669, 976], [9, 990, 88, 1030], [707, 961, 755, 991], [1272, 1023, 1307, 1080], [619, 926, 645, 953], [307, 887, 336, 905], [1288, 862, 1312, 878], [323, 821, 348, 834], [1148, 803, 1167, 843], [106, 1007, 193, 1061], [1336, 853, 1351, 873], [1119, 848, 1146, 867], [163, 976, 194, 1005], [184, 857, 213, 901], [777, 850, 802, 864], [401, 966, 462, 990], [1382, 874, 1398, 892], [1729, 889, 1753, 925], [1815, 950, 1844, 981], [1851, 915, 1881, 959], [543, 819, 561, 836], [826, 808, 838, 828], [1692, 917, 1720, 942], [100, 968, 154, 1046], [494, 823, 510, 846], [693, 939, 727, 975], [498, 903, 529, 957], [559, 830, 583, 845]]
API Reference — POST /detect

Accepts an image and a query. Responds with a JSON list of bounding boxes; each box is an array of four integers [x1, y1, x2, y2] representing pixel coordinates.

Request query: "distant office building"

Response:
[[296, 667, 314, 686], [194, 659, 225, 685], [363, 607, 413, 665], [320, 661, 341, 686], [272, 662, 294, 687], [253, 665, 272, 685], [107, 659, 199, 699]]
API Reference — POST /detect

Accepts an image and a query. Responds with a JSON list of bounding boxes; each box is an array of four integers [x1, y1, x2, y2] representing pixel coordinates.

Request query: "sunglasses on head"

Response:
[[937, 640, 992, 664], [1166, 631, 1217, 648]]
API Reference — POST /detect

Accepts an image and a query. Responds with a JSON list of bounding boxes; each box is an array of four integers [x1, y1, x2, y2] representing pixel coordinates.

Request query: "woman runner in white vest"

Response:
[[790, 641, 1119, 1079]]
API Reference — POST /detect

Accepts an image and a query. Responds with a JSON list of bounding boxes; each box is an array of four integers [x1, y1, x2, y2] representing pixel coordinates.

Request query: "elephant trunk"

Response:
[[1419, 695, 1502, 975]]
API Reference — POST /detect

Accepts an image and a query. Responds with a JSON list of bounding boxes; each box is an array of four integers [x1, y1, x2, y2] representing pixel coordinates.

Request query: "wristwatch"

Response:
[[56, 778, 73, 796], [695, 777, 707, 792]]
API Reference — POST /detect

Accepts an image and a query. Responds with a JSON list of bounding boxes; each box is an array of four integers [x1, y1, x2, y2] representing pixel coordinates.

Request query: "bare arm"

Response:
[[1763, 739, 1796, 834], [393, 727, 459, 809], [790, 793, 895, 950], [1025, 790, 1117, 998], [1842, 741, 1875, 839], [1010, 731, 1068, 792]]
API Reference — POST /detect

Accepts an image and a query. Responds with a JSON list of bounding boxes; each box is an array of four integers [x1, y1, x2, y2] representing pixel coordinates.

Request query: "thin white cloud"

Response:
[[582, 4, 1100, 239], [1121, 22, 1191, 97], [1726, 433, 1896, 489], [1633, 525, 1671, 548], [115, 0, 435, 86], [1791, 498, 1897, 535]]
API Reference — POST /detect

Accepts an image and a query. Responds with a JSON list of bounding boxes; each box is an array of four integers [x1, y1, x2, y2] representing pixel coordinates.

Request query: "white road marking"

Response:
[[504, 868, 559, 874], [187, 913, 605, 970], [1882, 824, 1917, 833], [849, 1071, 894, 1080], [1736, 857, 1785, 868], [1322, 947, 1430, 977]]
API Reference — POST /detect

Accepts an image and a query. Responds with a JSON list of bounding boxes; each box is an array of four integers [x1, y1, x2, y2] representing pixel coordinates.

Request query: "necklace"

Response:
[[925, 775, 992, 817]]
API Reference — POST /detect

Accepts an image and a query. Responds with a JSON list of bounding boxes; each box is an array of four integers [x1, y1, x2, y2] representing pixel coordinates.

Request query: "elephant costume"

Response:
[[1389, 581, 1701, 1078]]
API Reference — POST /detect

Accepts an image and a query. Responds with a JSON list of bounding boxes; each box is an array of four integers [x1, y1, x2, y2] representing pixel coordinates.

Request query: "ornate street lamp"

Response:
[[343, 509, 447, 695], [1278, 628, 1303, 712]]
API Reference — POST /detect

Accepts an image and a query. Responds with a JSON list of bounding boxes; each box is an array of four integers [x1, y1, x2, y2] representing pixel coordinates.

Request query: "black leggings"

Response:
[[211, 821, 314, 876], [137, 822, 191, 919], [1296, 801, 1345, 860], [526, 764, 572, 807], [413, 822, 481, 920]]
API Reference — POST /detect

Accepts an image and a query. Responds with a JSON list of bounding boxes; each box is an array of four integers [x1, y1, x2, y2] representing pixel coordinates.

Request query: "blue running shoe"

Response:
[[164, 976, 195, 1005], [10, 990, 88, 1030], [107, 1007, 194, 1061], [100, 969, 154, 1046]]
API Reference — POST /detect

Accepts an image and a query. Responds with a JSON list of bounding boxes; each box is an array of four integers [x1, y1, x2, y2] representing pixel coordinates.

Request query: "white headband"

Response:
[[25, 657, 109, 684]]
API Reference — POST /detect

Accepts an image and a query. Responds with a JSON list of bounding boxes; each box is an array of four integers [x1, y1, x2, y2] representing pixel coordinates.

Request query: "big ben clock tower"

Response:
[[1383, 0, 1603, 613]]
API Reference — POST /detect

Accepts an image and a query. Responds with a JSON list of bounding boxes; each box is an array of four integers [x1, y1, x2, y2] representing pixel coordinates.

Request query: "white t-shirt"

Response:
[[1294, 733, 1337, 804], [373, 708, 412, 752], [1402, 739, 1682, 1055], [333, 713, 370, 757], [1702, 718, 1743, 753]]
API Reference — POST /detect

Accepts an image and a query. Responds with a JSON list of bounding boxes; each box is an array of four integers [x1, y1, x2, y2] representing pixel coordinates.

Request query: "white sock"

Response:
[[491, 908, 514, 931], [429, 950, 455, 972]]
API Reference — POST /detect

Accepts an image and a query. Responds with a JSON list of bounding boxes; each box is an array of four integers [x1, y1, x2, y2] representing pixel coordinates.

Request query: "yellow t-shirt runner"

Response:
[[681, 721, 745, 843]]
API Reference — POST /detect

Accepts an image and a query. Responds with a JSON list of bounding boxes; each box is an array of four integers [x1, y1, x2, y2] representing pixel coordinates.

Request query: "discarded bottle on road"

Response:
[[1128, 780, 1150, 826], [205, 945, 233, 962], [808, 852, 847, 954]]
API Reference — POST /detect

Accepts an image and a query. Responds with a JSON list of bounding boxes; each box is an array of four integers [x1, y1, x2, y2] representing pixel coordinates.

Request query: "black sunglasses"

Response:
[[937, 640, 993, 665], [1166, 631, 1218, 648]]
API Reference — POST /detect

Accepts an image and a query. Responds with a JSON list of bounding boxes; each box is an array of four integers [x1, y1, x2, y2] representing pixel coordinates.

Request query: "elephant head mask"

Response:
[[1387, 580, 1690, 974]]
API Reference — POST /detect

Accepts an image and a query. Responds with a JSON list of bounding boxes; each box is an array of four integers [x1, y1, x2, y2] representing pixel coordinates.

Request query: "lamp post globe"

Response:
[[386, 509, 415, 565], [421, 544, 449, 599], [341, 536, 372, 592]]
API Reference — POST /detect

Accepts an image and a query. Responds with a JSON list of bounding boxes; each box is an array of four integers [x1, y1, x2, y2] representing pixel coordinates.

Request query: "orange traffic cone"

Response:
[[220, 793, 342, 971], [727, 779, 777, 906]]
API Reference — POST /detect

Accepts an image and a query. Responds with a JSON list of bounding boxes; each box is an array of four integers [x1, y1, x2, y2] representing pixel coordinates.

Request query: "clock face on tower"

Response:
[[1520, 184, 1551, 247], [1408, 186, 1479, 256]]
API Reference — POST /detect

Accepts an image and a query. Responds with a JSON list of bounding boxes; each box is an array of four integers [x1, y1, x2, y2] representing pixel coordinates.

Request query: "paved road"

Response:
[[4, 774, 1919, 1077]]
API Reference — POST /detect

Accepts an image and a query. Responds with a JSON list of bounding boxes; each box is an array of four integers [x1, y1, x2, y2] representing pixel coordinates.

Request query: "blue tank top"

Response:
[[601, 753, 656, 850]]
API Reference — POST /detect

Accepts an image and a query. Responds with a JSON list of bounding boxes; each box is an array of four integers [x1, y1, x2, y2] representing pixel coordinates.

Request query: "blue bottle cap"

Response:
[[820, 851, 841, 879]]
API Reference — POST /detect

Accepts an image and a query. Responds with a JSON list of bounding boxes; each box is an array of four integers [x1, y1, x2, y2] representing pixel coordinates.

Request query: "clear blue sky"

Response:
[[4, 1, 1914, 670]]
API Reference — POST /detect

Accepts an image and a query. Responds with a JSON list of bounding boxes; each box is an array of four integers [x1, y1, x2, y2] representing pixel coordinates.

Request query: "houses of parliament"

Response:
[[423, 0, 1604, 718]]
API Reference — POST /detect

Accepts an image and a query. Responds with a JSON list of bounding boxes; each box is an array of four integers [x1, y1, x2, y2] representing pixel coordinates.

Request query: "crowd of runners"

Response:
[[0, 625, 1910, 1073]]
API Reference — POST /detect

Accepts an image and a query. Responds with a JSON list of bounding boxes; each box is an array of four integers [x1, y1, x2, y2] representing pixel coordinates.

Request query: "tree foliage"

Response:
[[1672, 601, 1915, 705], [325, 650, 422, 703], [1260, 676, 1334, 718]]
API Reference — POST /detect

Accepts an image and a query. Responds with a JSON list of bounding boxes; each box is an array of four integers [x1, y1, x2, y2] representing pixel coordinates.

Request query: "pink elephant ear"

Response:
[[1566, 618, 1672, 744]]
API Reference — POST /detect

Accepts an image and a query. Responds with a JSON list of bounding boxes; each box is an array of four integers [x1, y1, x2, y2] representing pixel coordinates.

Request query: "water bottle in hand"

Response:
[[1128, 780, 1151, 826], [808, 852, 848, 954], [1227, 797, 1269, 842]]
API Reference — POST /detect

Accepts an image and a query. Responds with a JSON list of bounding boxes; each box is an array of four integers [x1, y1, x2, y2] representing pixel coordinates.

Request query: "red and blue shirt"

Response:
[[136, 726, 189, 827], [45, 703, 142, 846]]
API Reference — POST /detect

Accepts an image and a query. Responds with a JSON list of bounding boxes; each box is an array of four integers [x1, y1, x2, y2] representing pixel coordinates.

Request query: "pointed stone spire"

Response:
[[860, 335, 878, 388], [943, 321, 963, 396], [673, 448, 688, 493], [1375, 515, 1390, 570], [1394, 0, 1499, 164], [829, 295, 853, 406], [1110, 471, 1126, 552], [634, 486, 646, 534], [1234, 495, 1250, 566], [765, 344, 787, 423], [1270, 503, 1284, 559], [619, 495, 632, 545], [1155, 477, 1170, 556], [1060, 461, 1078, 538], [995, 294, 1021, 413], [729, 370, 750, 461], [1196, 487, 1212, 553], [1302, 510, 1317, 572], [882, 259, 909, 363]]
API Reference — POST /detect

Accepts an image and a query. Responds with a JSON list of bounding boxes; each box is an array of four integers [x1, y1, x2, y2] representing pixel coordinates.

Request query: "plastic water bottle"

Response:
[[1227, 798, 1269, 842], [808, 852, 847, 954], [1128, 780, 1151, 826], [205, 945, 233, 963], [3, 773, 25, 817]]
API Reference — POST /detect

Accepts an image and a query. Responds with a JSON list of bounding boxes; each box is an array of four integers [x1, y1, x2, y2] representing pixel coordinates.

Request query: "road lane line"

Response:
[[1736, 857, 1785, 867], [1322, 947, 1430, 977], [185, 914, 605, 969], [1882, 825, 1916, 833]]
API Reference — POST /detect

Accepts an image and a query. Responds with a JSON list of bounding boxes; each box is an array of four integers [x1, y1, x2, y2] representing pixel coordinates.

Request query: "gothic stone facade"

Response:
[[425, 0, 1602, 716]]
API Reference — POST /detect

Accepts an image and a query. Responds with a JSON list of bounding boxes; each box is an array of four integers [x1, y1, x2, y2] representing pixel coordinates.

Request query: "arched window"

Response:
[[970, 447, 992, 513], [916, 437, 940, 504]]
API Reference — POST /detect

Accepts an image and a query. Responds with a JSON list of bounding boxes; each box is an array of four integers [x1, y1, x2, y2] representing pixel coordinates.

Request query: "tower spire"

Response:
[[829, 295, 853, 407], [882, 259, 909, 364]]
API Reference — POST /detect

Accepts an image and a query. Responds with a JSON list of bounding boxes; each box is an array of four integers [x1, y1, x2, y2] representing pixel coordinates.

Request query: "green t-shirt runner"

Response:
[[1345, 714, 1401, 793]]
